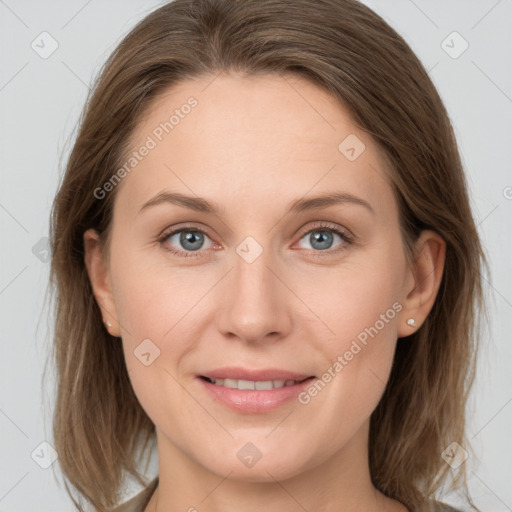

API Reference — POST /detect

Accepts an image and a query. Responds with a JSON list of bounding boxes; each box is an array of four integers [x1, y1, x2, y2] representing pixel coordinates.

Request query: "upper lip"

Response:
[[199, 367, 314, 381]]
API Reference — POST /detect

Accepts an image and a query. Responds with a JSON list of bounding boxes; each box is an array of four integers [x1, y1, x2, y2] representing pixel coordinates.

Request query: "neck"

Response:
[[144, 421, 408, 512]]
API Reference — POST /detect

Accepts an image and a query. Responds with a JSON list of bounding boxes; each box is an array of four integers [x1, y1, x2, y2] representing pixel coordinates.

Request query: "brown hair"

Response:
[[48, 0, 487, 510]]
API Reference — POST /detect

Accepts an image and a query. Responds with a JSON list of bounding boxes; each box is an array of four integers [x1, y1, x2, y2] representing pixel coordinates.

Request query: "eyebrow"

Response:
[[138, 190, 375, 216]]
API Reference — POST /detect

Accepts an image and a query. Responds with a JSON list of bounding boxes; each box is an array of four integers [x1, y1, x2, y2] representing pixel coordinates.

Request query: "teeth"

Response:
[[208, 378, 301, 390], [238, 379, 255, 390], [255, 380, 273, 390]]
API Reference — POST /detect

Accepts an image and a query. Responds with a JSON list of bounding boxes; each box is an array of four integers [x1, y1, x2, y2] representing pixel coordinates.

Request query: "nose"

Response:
[[215, 246, 293, 345]]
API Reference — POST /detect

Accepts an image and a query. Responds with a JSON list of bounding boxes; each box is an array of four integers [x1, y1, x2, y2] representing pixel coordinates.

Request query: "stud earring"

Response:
[[104, 320, 112, 329], [406, 318, 416, 327]]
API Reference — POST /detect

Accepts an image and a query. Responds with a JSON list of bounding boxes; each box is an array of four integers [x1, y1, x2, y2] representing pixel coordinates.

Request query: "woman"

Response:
[[49, 0, 486, 511]]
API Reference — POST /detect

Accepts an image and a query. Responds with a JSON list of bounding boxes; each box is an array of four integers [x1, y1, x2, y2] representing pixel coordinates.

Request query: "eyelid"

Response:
[[158, 222, 215, 241], [296, 221, 354, 243]]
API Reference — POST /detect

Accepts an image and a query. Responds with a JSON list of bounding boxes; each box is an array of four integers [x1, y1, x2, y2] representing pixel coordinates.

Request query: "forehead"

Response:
[[115, 72, 396, 222]]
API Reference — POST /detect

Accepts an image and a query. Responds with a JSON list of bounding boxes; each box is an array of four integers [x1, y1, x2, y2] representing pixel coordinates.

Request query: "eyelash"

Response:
[[158, 222, 354, 259]]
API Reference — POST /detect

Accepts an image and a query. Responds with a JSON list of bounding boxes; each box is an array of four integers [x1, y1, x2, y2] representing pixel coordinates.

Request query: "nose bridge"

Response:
[[216, 240, 291, 343]]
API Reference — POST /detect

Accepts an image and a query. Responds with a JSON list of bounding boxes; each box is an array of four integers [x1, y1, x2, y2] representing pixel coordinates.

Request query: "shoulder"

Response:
[[423, 501, 464, 512], [110, 477, 158, 512]]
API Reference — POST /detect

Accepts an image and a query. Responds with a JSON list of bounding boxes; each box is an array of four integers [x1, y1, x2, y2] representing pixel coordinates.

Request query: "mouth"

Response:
[[196, 368, 316, 413], [199, 375, 313, 390]]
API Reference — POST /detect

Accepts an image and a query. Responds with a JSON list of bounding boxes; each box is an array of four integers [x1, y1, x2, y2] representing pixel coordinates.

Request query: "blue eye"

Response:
[[299, 229, 341, 251], [159, 227, 215, 258]]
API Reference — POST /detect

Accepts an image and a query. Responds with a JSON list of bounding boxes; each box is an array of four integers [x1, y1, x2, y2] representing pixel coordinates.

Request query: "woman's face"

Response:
[[89, 72, 420, 481]]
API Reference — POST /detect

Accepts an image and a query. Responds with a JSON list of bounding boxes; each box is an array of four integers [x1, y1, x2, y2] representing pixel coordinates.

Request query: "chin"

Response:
[[197, 445, 314, 483]]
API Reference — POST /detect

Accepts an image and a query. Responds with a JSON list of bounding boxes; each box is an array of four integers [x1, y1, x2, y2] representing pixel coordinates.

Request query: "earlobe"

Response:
[[83, 228, 121, 337], [397, 230, 446, 338]]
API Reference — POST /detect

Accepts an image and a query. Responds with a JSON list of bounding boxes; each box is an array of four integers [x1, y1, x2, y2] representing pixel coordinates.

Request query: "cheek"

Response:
[[295, 249, 404, 416], [113, 265, 194, 426], [296, 249, 404, 347], [110, 245, 206, 341]]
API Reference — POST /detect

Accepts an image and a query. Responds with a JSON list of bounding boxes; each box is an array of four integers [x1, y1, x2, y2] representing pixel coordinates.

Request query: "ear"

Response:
[[397, 230, 446, 338], [83, 228, 121, 337]]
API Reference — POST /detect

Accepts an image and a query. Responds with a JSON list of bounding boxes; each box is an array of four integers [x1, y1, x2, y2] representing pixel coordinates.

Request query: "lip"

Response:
[[196, 367, 316, 414], [200, 367, 313, 382]]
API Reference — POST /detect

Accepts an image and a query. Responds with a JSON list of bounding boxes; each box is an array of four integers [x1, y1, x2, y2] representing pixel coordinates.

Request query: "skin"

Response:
[[84, 72, 445, 512]]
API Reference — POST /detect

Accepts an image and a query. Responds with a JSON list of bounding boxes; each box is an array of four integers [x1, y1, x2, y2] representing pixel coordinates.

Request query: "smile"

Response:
[[201, 376, 309, 390], [197, 368, 316, 413]]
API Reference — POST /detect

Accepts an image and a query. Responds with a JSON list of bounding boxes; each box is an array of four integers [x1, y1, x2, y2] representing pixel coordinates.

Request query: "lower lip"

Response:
[[198, 377, 315, 413]]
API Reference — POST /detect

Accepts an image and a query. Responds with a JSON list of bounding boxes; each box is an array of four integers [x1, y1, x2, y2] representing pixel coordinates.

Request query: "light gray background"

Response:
[[1, 0, 511, 510]]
